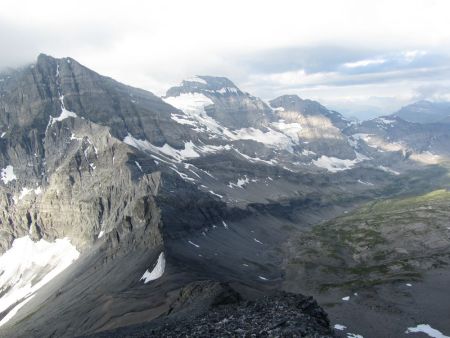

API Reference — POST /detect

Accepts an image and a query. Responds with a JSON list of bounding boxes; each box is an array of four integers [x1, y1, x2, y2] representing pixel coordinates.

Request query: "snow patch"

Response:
[[357, 179, 374, 186], [183, 76, 207, 85], [378, 165, 400, 175], [334, 324, 347, 331], [50, 95, 77, 125], [228, 176, 250, 189], [313, 156, 359, 173], [188, 241, 200, 248], [135, 161, 143, 172], [140, 252, 165, 283], [302, 149, 316, 156], [231, 127, 295, 151], [1, 165, 17, 184], [342, 296, 350, 301], [0, 295, 35, 327], [377, 117, 396, 125], [124, 133, 201, 162], [271, 120, 302, 143], [406, 324, 449, 338], [70, 133, 83, 141], [209, 190, 223, 198], [0, 236, 79, 326], [347, 334, 364, 338]]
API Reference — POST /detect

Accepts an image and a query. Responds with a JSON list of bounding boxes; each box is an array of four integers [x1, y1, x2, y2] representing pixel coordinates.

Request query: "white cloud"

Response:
[[1, 0, 450, 118], [344, 59, 387, 68]]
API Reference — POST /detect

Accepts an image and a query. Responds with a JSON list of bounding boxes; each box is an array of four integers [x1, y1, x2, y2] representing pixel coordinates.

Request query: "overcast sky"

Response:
[[1, 0, 450, 119]]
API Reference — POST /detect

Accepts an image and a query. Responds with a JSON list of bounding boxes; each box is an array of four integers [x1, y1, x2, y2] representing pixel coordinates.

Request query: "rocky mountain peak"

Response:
[[166, 75, 242, 98], [165, 75, 273, 129], [392, 100, 450, 124]]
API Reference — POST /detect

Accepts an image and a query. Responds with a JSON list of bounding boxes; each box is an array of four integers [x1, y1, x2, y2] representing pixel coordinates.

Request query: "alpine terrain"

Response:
[[0, 54, 449, 338]]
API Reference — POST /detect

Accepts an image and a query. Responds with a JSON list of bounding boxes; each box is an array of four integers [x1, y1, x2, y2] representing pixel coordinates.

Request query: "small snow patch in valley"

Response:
[[406, 283, 412, 287], [140, 252, 165, 283], [253, 238, 263, 244], [406, 324, 449, 338], [342, 296, 350, 301], [258, 276, 268, 281], [334, 324, 347, 331], [188, 241, 200, 248]]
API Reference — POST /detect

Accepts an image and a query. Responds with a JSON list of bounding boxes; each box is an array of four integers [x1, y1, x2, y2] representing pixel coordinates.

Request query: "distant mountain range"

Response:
[[392, 100, 450, 124]]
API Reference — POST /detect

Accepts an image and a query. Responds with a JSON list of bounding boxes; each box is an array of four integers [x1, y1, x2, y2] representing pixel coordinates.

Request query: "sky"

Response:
[[1, 0, 450, 119]]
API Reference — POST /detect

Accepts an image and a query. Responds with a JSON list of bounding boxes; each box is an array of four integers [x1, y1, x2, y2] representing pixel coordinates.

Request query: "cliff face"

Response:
[[0, 54, 182, 253]]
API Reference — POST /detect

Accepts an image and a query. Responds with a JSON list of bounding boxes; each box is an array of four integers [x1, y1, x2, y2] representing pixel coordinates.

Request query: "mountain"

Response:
[[0, 55, 449, 337], [393, 100, 450, 124]]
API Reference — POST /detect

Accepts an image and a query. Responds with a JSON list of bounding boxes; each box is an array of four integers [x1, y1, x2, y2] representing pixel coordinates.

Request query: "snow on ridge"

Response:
[[164, 94, 302, 151], [216, 87, 239, 94], [231, 127, 295, 152], [1, 165, 17, 184], [163, 93, 219, 134], [135, 161, 143, 172], [124, 133, 201, 162], [377, 117, 396, 125], [0, 236, 79, 326], [183, 76, 207, 85], [271, 120, 302, 143], [140, 252, 165, 284]]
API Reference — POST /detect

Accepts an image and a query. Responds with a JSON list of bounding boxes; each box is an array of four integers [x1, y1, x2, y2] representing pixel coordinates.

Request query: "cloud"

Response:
[[1, 0, 450, 118]]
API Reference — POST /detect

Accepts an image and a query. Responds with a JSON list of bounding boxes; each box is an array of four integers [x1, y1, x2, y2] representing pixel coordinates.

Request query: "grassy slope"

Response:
[[284, 165, 450, 292]]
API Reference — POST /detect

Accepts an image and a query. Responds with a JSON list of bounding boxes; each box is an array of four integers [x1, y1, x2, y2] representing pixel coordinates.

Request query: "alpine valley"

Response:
[[0, 54, 449, 338]]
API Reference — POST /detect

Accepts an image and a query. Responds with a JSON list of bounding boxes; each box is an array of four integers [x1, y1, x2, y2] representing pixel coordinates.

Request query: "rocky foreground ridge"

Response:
[[87, 281, 335, 338]]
